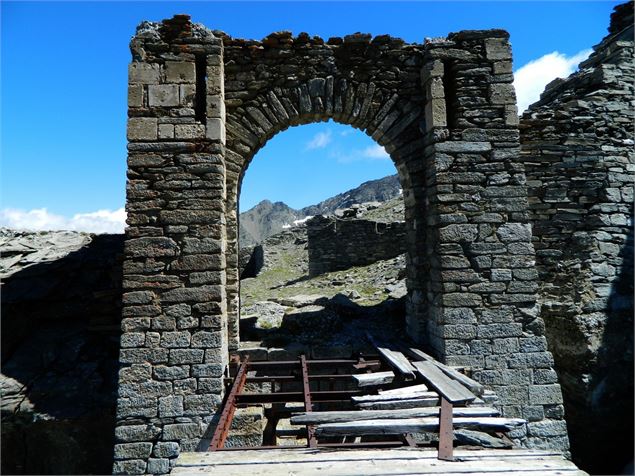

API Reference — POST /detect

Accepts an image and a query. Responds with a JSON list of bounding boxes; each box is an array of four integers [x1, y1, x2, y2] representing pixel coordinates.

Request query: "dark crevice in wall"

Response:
[[442, 60, 458, 130], [195, 54, 207, 123]]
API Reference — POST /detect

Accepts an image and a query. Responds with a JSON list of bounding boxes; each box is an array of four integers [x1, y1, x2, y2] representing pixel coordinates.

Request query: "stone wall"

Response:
[[119, 15, 568, 473], [306, 215, 406, 276], [520, 2, 634, 473], [1, 230, 124, 475]]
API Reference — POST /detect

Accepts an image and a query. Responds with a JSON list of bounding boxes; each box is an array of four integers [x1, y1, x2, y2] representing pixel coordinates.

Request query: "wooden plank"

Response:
[[406, 347, 484, 396], [356, 397, 440, 409], [290, 406, 500, 425], [315, 417, 526, 436], [352, 390, 438, 403], [377, 346, 417, 379], [413, 361, 476, 404], [173, 448, 585, 476], [175, 448, 576, 466], [173, 467, 584, 476], [353, 371, 394, 387], [379, 383, 429, 395]]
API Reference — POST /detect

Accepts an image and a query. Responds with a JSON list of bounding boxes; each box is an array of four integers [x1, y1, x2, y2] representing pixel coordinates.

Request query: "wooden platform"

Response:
[[172, 447, 587, 475]]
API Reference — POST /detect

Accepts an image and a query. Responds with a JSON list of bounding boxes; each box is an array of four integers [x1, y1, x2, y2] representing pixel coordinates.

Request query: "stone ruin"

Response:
[[116, 14, 577, 475], [306, 215, 406, 276], [2, 4, 629, 476]]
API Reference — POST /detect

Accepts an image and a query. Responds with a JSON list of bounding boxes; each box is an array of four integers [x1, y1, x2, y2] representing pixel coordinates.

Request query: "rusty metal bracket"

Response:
[[209, 356, 250, 450], [300, 354, 318, 448], [438, 396, 454, 461]]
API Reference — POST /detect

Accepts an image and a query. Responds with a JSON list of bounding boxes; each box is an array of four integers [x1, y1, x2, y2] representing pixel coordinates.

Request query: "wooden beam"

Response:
[[289, 406, 500, 425], [352, 390, 438, 403], [356, 397, 440, 410], [376, 346, 417, 379], [412, 361, 476, 404], [406, 347, 484, 396], [315, 416, 527, 436], [353, 371, 394, 387], [378, 383, 428, 395]]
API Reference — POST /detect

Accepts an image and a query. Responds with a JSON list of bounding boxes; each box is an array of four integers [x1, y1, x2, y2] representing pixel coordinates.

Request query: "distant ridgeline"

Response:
[[239, 174, 401, 248]]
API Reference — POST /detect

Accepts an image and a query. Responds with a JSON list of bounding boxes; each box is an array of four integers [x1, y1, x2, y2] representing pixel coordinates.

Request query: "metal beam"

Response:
[[209, 357, 250, 451], [300, 355, 318, 448]]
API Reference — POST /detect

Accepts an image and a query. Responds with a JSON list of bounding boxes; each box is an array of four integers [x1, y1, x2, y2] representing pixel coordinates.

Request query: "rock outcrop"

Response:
[[1, 229, 124, 475]]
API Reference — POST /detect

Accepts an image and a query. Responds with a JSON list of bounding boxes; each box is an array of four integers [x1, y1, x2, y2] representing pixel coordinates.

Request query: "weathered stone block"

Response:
[[529, 384, 564, 404], [129, 84, 143, 107], [154, 365, 189, 380], [441, 293, 482, 307], [206, 117, 226, 142], [128, 117, 158, 141], [528, 420, 568, 437], [484, 38, 512, 60], [116, 397, 158, 418], [129, 62, 160, 84], [120, 348, 168, 364], [158, 395, 184, 417], [183, 394, 220, 414], [492, 338, 519, 354], [161, 286, 223, 303], [175, 124, 205, 139], [162, 423, 203, 441], [439, 224, 478, 242], [121, 332, 146, 347], [113, 459, 146, 475], [158, 123, 175, 139], [114, 442, 153, 460], [441, 324, 477, 339], [161, 331, 192, 348], [191, 331, 221, 348], [169, 349, 204, 365], [191, 363, 224, 377], [147, 458, 171, 475], [149, 85, 180, 107], [153, 442, 180, 458], [165, 61, 196, 83], [477, 323, 523, 338], [115, 424, 162, 442], [496, 223, 532, 243]]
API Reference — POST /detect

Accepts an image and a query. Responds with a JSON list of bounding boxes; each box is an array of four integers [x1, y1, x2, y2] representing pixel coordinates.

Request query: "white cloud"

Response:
[[514, 49, 592, 113], [0, 207, 127, 234], [306, 130, 332, 150], [361, 144, 390, 160], [332, 144, 390, 163]]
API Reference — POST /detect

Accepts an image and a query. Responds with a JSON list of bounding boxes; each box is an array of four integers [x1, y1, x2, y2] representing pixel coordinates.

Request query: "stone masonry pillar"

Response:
[[419, 31, 570, 452], [114, 16, 229, 475]]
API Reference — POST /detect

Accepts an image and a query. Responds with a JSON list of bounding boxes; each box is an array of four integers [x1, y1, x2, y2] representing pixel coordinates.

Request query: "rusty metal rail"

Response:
[[208, 353, 449, 453], [209, 356, 250, 450], [300, 355, 318, 448]]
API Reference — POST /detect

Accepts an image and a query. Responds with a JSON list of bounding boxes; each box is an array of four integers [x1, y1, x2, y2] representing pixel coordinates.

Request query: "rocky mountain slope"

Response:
[[239, 174, 401, 247]]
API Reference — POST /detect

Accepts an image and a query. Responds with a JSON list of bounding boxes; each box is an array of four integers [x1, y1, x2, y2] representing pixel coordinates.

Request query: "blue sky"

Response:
[[1, 1, 620, 232]]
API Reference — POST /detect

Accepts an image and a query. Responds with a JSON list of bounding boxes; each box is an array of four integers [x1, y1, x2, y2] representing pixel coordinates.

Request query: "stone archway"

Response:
[[114, 15, 568, 475]]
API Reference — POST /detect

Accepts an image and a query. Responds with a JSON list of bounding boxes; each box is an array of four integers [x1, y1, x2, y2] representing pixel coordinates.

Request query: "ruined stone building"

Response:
[[0, 2, 631, 476], [113, 3, 633, 474]]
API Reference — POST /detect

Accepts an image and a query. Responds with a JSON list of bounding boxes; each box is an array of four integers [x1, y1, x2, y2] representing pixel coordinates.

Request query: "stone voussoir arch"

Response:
[[223, 77, 428, 349]]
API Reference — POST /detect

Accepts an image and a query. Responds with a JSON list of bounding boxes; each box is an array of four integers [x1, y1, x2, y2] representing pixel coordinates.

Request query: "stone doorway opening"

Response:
[[235, 120, 409, 365]]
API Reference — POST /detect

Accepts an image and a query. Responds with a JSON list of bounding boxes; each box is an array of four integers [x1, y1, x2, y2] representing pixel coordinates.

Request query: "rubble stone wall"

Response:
[[520, 2, 634, 473], [306, 216, 406, 276], [118, 15, 567, 473]]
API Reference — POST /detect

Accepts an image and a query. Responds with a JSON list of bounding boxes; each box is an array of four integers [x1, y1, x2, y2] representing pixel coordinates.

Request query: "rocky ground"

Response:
[[239, 210, 408, 356]]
